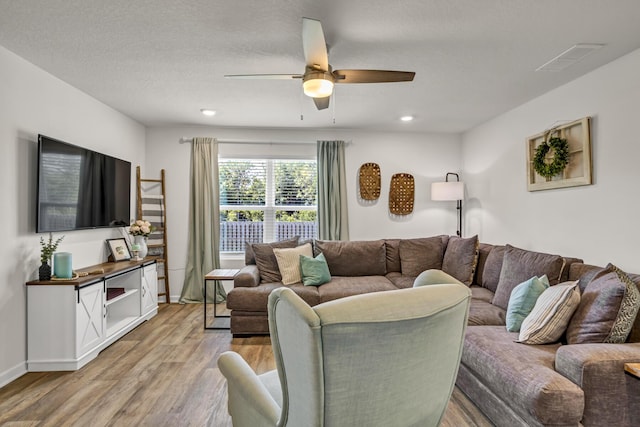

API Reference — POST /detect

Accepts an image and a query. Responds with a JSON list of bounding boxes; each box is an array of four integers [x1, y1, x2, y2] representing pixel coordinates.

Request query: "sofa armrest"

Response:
[[555, 343, 640, 426], [234, 265, 261, 288]]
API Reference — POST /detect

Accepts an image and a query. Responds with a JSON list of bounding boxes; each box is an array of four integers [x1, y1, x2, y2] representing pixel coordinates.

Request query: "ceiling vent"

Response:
[[536, 43, 605, 72]]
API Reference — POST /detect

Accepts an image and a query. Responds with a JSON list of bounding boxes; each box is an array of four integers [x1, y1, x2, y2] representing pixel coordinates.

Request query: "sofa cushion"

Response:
[[566, 264, 640, 344], [385, 272, 415, 289], [470, 285, 494, 304], [398, 237, 444, 277], [300, 253, 332, 286], [468, 299, 506, 326], [492, 245, 565, 311], [461, 326, 584, 425], [227, 282, 320, 312], [518, 281, 580, 344], [245, 236, 299, 266], [253, 239, 302, 283], [273, 243, 313, 285], [479, 245, 505, 293], [442, 235, 479, 286], [506, 275, 550, 332], [316, 240, 387, 276], [317, 276, 397, 304], [569, 263, 606, 292]]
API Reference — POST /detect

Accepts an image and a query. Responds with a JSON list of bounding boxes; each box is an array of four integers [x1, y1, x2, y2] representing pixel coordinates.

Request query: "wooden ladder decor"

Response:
[[136, 166, 171, 303]]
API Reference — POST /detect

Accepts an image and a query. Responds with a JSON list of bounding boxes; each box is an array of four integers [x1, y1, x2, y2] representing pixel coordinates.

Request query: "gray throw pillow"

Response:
[[442, 235, 479, 286], [398, 237, 444, 277], [492, 245, 565, 311], [245, 236, 299, 266], [480, 245, 506, 293], [251, 237, 300, 283], [385, 239, 402, 273], [566, 263, 640, 344]]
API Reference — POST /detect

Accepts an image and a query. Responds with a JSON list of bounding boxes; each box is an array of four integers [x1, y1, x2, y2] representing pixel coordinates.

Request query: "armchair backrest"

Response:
[[268, 283, 471, 426]]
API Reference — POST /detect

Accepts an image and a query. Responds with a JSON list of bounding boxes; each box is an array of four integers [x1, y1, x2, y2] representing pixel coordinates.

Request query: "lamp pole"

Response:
[[445, 173, 462, 237]]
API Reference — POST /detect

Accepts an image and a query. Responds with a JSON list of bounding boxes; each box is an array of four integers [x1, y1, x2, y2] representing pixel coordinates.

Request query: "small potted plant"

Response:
[[39, 233, 64, 281]]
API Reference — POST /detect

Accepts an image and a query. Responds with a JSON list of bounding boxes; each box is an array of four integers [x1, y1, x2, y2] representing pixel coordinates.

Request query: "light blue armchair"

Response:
[[218, 283, 471, 426]]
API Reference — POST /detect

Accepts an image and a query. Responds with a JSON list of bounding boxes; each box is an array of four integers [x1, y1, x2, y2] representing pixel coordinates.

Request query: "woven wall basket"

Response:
[[358, 162, 381, 201], [389, 173, 414, 215]]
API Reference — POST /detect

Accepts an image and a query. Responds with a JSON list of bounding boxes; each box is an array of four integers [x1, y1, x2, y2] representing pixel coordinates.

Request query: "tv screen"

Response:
[[37, 135, 131, 232]]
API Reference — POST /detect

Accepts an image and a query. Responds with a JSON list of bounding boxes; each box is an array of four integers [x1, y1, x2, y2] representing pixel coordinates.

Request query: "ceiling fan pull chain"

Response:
[[332, 89, 336, 124], [300, 89, 304, 121]]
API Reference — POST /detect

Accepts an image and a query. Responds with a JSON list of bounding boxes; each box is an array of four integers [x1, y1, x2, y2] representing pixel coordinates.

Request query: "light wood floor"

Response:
[[0, 303, 493, 426]]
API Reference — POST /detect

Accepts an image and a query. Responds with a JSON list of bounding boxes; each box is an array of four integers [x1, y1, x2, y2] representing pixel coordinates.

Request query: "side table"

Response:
[[624, 363, 640, 378], [204, 268, 239, 330]]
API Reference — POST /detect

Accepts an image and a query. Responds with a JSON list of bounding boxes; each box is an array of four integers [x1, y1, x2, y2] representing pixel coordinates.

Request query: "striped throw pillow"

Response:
[[517, 281, 580, 344], [273, 243, 313, 285]]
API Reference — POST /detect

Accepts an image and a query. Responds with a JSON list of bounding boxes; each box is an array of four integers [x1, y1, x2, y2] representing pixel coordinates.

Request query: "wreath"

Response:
[[533, 136, 569, 178]]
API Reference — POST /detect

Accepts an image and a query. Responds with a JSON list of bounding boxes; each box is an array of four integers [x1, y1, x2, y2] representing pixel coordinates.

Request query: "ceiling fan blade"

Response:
[[224, 74, 302, 80], [313, 96, 330, 110], [333, 69, 416, 84], [302, 18, 329, 71]]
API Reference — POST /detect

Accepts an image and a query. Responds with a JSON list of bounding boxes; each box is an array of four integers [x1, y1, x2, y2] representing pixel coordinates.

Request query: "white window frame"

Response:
[[219, 155, 317, 255]]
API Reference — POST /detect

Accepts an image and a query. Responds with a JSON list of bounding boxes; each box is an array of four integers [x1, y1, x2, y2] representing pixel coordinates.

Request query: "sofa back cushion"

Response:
[[442, 235, 479, 286], [315, 239, 387, 276], [399, 237, 445, 277], [492, 245, 565, 311]]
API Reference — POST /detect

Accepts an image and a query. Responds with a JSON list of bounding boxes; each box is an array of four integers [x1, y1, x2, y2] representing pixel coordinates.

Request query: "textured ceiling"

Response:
[[1, 0, 640, 133]]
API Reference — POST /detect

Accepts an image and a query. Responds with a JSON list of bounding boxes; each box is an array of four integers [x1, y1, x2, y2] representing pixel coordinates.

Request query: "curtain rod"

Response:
[[179, 137, 316, 146]]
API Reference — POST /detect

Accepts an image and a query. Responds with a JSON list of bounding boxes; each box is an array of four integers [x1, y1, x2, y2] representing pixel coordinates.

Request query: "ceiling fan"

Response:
[[225, 17, 416, 110]]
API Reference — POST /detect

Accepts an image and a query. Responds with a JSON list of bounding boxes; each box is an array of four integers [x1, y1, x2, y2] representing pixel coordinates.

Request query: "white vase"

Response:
[[134, 235, 148, 259]]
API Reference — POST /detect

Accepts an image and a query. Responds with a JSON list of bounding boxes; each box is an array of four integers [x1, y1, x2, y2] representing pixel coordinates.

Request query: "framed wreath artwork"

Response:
[[526, 117, 592, 191]]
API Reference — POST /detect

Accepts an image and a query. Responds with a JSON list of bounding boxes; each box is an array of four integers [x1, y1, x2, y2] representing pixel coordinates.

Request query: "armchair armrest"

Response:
[[555, 343, 640, 426], [234, 265, 261, 288], [217, 351, 280, 426]]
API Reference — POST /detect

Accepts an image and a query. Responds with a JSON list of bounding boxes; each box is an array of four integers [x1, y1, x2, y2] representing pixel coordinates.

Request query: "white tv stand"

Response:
[[26, 258, 158, 371]]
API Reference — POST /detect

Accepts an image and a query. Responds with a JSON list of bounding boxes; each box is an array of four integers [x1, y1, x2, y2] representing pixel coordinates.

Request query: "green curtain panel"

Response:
[[180, 137, 226, 304], [317, 140, 349, 241]]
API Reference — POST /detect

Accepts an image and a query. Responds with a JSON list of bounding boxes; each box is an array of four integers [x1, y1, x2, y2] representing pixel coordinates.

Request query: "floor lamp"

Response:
[[431, 173, 465, 237]]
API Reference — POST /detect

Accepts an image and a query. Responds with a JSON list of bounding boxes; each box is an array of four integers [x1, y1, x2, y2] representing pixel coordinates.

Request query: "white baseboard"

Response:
[[0, 361, 27, 388]]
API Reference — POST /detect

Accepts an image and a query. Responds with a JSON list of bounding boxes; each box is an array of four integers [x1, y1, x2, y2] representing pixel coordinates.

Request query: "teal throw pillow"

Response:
[[300, 253, 331, 286], [506, 275, 550, 332]]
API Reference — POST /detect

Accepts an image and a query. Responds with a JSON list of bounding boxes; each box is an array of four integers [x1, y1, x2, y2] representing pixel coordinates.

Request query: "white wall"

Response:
[[0, 46, 146, 386], [462, 48, 640, 271], [145, 127, 461, 301]]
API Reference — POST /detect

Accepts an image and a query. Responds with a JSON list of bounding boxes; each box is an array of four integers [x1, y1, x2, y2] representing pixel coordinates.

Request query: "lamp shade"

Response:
[[431, 181, 464, 201]]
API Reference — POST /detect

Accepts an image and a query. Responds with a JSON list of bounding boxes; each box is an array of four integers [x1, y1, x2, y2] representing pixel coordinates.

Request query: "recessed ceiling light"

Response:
[[200, 109, 216, 116], [400, 115, 414, 122]]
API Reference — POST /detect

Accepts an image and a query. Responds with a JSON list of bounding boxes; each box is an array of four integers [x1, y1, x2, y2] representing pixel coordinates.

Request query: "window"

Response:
[[219, 158, 317, 252]]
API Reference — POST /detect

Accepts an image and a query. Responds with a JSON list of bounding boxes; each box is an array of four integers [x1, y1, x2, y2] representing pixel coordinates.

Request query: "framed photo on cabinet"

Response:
[[106, 238, 132, 262]]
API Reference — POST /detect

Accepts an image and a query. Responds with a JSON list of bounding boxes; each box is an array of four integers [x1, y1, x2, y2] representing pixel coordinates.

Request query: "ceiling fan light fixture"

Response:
[[200, 109, 216, 116], [303, 70, 334, 98]]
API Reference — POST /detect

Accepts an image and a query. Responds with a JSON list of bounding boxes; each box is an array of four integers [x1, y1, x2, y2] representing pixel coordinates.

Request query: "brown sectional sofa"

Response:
[[226, 237, 640, 426]]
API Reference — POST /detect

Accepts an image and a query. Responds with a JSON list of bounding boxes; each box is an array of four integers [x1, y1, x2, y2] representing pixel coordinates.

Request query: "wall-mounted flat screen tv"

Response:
[[37, 134, 131, 232]]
